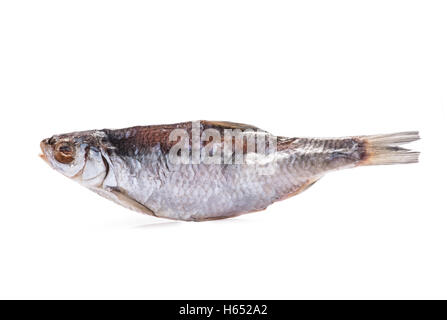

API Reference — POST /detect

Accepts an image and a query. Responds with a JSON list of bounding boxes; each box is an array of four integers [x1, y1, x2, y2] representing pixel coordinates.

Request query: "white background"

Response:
[[0, 1, 446, 299]]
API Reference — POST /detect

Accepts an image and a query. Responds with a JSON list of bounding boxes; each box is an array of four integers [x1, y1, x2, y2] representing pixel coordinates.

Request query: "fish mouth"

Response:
[[39, 140, 50, 164], [39, 153, 49, 162]]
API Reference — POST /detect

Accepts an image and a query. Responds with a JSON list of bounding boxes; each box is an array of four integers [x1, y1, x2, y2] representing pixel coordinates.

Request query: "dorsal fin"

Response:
[[201, 120, 267, 132]]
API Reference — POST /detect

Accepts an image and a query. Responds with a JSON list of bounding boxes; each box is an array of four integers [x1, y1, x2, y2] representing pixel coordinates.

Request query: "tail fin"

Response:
[[360, 131, 420, 166]]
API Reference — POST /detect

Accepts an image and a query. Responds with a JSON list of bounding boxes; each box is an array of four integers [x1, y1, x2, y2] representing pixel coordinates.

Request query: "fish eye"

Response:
[[54, 141, 75, 164]]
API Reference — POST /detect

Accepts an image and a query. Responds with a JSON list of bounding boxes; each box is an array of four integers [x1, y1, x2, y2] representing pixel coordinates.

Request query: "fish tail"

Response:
[[359, 131, 420, 166]]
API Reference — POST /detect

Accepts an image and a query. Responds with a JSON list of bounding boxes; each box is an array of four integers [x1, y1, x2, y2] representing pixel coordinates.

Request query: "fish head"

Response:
[[40, 130, 110, 187]]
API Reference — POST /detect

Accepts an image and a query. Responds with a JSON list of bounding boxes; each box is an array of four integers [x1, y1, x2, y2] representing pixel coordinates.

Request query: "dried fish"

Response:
[[40, 121, 419, 221]]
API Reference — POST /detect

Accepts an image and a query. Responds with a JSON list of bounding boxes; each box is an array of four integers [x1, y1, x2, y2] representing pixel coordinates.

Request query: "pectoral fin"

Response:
[[106, 187, 156, 216]]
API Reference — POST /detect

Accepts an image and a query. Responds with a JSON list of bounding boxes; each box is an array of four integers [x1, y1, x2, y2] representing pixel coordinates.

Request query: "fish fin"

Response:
[[189, 206, 268, 222], [201, 120, 267, 132], [299, 178, 320, 193], [278, 177, 321, 201], [106, 187, 157, 216], [360, 131, 420, 166]]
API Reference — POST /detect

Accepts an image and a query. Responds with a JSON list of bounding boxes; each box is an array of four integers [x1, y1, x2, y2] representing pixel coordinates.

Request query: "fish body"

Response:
[[40, 121, 419, 221]]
